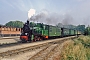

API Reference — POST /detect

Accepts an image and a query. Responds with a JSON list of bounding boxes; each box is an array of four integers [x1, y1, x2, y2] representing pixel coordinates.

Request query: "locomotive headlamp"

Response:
[[25, 33, 28, 35]]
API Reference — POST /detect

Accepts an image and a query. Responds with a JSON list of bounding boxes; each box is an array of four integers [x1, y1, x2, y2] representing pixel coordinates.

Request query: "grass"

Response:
[[60, 35, 90, 60]]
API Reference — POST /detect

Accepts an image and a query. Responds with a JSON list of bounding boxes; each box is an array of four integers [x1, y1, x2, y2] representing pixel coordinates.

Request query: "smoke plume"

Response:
[[62, 14, 73, 25], [29, 9, 73, 25]]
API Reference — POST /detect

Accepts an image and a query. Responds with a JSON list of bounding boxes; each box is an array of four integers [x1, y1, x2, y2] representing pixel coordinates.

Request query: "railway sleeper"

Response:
[[45, 45, 59, 60], [0, 44, 49, 58], [29, 44, 57, 60]]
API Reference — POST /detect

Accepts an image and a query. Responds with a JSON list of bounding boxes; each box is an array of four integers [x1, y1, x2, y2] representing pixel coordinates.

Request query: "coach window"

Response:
[[0, 26, 1, 30], [4, 27, 6, 31], [16, 28, 17, 31], [45, 25, 48, 30], [50, 27, 52, 32], [19, 28, 20, 31], [0, 26, 1, 28]]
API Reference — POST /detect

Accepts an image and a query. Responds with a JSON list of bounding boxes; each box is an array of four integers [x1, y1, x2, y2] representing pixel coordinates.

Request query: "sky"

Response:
[[0, 0, 90, 26]]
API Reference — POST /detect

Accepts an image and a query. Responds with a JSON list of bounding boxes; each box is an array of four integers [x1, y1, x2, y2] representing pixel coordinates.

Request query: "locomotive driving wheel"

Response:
[[33, 35, 42, 41], [38, 36, 42, 41]]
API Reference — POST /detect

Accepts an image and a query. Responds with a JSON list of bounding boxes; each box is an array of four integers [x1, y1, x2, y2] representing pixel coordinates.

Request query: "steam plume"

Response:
[[28, 9, 36, 19]]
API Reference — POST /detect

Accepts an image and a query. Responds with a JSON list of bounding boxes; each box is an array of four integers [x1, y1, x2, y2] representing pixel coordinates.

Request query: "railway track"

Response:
[[0, 36, 19, 40], [0, 43, 49, 58], [0, 36, 20, 47], [29, 39, 66, 60], [0, 41, 62, 60], [0, 36, 76, 60], [29, 44, 58, 60], [0, 36, 74, 48], [0, 41, 22, 48]]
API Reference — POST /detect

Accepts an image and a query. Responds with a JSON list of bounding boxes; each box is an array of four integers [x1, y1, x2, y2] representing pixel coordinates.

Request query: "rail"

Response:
[[0, 36, 76, 59]]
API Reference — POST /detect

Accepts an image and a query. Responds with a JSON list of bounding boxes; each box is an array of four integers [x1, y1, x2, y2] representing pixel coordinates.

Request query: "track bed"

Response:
[[0, 36, 76, 60]]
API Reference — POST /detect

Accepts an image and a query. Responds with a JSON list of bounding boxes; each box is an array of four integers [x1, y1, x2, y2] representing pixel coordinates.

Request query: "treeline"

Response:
[[5, 21, 24, 28]]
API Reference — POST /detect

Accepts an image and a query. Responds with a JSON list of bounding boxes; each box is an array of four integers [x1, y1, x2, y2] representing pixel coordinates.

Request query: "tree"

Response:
[[84, 26, 90, 35], [5, 21, 24, 28], [76, 25, 85, 34]]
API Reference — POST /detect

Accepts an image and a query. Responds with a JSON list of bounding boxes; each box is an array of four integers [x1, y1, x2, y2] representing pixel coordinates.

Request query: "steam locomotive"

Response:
[[20, 20, 81, 42]]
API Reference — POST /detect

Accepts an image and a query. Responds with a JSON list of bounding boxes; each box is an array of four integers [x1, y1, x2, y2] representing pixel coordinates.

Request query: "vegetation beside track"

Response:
[[60, 35, 90, 60]]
